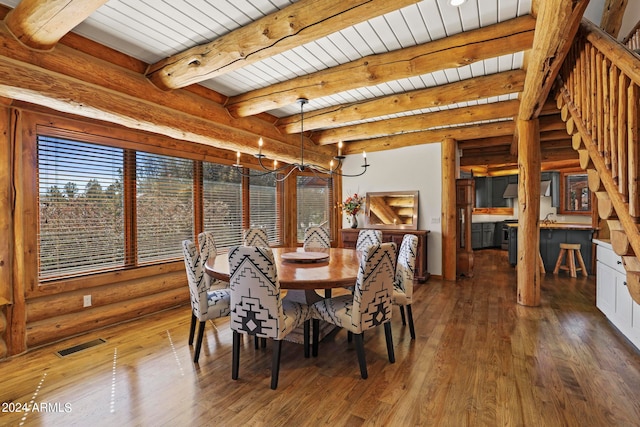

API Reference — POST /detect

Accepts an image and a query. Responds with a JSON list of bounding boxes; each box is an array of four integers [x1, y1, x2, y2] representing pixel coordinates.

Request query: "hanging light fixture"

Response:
[[233, 98, 369, 181]]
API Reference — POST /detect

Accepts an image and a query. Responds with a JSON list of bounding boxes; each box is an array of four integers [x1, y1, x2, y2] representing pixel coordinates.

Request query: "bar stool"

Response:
[[553, 243, 588, 277]]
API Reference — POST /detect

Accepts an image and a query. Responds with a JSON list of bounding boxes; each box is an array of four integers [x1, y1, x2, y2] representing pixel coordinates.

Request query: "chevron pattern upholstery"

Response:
[[228, 245, 311, 389], [182, 239, 231, 364], [243, 228, 270, 247], [198, 231, 227, 289], [356, 229, 382, 251], [393, 234, 418, 339], [311, 242, 397, 379], [303, 226, 331, 249]]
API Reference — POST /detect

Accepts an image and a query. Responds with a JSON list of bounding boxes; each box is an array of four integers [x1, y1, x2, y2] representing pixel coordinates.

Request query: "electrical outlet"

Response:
[[83, 295, 91, 307]]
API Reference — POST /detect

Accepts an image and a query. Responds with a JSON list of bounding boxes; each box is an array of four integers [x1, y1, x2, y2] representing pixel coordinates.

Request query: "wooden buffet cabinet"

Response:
[[339, 228, 430, 282]]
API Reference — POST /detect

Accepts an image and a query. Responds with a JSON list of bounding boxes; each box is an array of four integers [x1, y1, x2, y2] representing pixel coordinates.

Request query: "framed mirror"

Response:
[[365, 191, 419, 230]]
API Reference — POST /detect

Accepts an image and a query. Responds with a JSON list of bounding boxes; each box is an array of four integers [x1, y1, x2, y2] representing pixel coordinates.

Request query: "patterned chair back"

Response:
[[356, 229, 382, 251], [183, 239, 211, 320], [351, 242, 397, 332], [228, 246, 287, 340], [198, 231, 218, 287], [198, 231, 218, 259], [303, 226, 331, 249], [395, 234, 418, 300], [243, 228, 270, 247]]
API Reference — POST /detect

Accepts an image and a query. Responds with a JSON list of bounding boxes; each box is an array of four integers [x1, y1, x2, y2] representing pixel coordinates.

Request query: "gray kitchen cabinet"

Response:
[[508, 226, 594, 274], [472, 222, 496, 249], [471, 223, 483, 249]]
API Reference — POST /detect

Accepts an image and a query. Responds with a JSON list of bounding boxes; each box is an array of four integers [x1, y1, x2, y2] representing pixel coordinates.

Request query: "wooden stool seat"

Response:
[[553, 243, 588, 278]]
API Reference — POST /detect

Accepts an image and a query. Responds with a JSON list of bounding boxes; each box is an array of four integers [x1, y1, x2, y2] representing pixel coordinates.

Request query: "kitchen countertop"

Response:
[[505, 222, 596, 230]]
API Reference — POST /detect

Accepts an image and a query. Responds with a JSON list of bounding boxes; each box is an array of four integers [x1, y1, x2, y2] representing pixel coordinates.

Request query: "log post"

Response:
[[0, 106, 10, 306], [442, 137, 457, 281], [517, 119, 541, 307]]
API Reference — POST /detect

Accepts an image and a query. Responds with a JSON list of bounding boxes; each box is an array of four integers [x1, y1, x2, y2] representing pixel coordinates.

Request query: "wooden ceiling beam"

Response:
[[145, 0, 419, 91], [227, 15, 536, 117], [343, 121, 515, 154], [0, 54, 334, 166], [460, 146, 577, 167], [5, 0, 107, 50], [518, 0, 589, 120], [313, 99, 520, 144], [0, 23, 304, 154], [600, 0, 629, 38], [458, 135, 513, 149], [278, 70, 526, 134]]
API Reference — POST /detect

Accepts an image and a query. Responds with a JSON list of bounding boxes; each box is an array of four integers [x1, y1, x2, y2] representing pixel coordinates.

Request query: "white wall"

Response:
[[341, 144, 443, 276]]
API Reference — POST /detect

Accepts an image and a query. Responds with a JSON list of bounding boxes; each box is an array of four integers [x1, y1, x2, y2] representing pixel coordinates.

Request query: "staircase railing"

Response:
[[556, 19, 640, 301]]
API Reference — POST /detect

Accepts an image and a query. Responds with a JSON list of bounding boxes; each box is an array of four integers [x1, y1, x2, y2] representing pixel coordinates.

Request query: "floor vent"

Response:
[[56, 338, 106, 357]]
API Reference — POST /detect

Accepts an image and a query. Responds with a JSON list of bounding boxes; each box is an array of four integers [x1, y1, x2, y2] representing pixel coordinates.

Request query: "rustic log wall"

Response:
[[2, 105, 255, 354]]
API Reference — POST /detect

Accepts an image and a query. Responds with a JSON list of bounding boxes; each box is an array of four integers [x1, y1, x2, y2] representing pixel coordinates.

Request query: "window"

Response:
[[249, 173, 282, 245], [36, 129, 287, 282], [560, 172, 591, 214], [202, 162, 243, 250], [38, 136, 125, 279], [136, 152, 194, 263], [296, 176, 333, 242]]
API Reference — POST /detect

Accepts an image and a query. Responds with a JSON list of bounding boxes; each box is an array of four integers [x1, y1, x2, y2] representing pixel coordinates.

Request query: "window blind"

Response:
[[296, 176, 333, 242], [202, 162, 243, 250], [249, 173, 281, 245], [37, 136, 125, 279], [136, 152, 193, 263]]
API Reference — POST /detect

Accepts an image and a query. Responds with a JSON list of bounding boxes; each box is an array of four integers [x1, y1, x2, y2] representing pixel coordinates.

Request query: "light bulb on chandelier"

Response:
[[233, 98, 369, 181]]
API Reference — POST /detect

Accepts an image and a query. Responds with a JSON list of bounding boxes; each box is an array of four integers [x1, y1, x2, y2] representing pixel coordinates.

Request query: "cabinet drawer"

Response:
[[597, 245, 625, 274]]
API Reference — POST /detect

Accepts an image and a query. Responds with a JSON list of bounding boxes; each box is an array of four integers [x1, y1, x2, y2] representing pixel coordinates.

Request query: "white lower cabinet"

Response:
[[595, 239, 640, 349]]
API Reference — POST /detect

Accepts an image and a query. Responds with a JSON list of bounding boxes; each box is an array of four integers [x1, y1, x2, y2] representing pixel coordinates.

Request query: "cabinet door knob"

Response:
[[617, 260, 622, 265], [624, 282, 628, 287]]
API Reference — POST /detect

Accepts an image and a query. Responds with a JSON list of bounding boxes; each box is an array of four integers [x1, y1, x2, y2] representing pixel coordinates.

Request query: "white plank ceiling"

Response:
[[0, 0, 628, 148]]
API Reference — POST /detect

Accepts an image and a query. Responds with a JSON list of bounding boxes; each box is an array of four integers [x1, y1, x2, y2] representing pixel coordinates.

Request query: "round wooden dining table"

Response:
[[205, 247, 361, 304]]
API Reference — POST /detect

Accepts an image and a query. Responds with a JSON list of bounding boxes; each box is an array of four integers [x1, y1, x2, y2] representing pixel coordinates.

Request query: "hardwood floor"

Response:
[[2, 249, 640, 426]]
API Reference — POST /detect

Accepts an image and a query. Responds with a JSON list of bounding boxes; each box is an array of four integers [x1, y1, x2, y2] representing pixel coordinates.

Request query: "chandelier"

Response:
[[233, 98, 369, 181]]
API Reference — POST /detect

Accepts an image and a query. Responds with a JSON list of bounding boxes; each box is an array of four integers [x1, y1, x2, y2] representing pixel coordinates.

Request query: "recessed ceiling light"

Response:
[[449, 0, 467, 6]]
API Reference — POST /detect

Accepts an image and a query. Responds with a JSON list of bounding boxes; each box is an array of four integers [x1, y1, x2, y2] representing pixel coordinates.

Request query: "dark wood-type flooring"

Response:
[[2, 249, 640, 426]]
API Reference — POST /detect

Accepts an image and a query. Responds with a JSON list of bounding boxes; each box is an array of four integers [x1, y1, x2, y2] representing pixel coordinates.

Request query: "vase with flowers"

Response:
[[341, 193, 364, 229]]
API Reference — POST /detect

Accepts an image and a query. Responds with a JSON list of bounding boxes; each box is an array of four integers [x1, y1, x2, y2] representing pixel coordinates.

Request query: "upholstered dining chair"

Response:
[[303, 226, 331, 249], [182, 239, 231, 364], [198, 231, 227, 289], [228, 245, 312, 389], [242, 228, 270, 247], [393, 234, 418, 339], [311, 242, 397, 379], [356, 229, 382, 251]]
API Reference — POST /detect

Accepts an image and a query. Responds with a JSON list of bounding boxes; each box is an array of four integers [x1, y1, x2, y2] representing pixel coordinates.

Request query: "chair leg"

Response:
[[188, 313, 197, 345], [384, 322, 395, 363], [254, 336, 259, 349], [399, 305, 407, 325], [576, 249, 589, 277], [262, 338, 267, 348], [271, 340, 282, 390], [347, 331, 353, 343], [406, 304, 416, 340], [304, 320, 310, 358], [312, 319, 319, 357], [353, 333, 367, 379], [232, 331, 240, 380], [193, 321, 206, 364]]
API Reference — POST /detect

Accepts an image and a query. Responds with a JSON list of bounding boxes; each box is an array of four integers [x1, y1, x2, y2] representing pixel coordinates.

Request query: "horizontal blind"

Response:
[[38, 136, 125, 279], [296, 176, 332, 242], [202, 162, 243, 250], [249, 173, 280, 245], [136, 152, 193, 263]]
